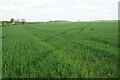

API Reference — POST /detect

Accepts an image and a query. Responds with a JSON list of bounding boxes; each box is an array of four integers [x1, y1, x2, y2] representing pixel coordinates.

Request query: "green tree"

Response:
[[10, 18, 14, 23]]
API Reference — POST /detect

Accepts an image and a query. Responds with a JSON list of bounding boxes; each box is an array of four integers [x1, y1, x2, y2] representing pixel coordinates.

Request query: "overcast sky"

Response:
[[0, 0, 119, 22]]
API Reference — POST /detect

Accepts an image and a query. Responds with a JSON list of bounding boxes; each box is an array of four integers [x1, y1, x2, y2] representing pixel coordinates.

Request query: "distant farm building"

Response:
[[1, 21, 10, 26], [0, 22, 2, 27]]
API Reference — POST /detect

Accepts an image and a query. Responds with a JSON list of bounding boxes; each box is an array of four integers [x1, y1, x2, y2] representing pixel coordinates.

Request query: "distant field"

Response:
[[2, 22, 118, 78]]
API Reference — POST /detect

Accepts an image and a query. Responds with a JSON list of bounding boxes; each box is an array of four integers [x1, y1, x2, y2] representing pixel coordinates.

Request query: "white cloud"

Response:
[[0, 0, 119, 21], [71, 4, 100, 10]]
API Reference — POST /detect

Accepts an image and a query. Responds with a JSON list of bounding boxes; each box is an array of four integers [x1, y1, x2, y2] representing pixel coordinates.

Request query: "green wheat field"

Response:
[[2, 21, 118, 78]]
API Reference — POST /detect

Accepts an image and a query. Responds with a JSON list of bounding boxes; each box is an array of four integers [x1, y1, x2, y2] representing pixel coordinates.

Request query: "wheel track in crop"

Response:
[[23, 24, 117, 77], [24, 24, 115, 59], [28, 23, 90, 42], [44, 24, 89, 42], [26, 26, 86, 42], [24, 25, 114, 77], [44, 27, 80, 42], [78, 26, 88, 33], [23, 26, 98, 77]]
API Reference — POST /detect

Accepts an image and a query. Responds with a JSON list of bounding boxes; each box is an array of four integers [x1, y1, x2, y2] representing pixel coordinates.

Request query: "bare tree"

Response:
[[16, 18, 20, 23], [20, 19, 26, 24]]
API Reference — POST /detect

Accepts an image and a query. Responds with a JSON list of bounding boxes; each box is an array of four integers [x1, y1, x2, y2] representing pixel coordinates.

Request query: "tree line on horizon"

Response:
[[10, 18, 26, 24], [1, 18, 26, 26]]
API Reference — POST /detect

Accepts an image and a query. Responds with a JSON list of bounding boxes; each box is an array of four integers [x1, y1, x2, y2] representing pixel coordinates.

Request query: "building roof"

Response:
[[2, 21, 9, 22]]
